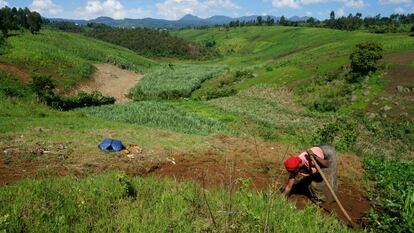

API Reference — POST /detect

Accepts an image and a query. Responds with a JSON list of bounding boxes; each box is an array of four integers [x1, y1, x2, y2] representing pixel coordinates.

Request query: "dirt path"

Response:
[[0, 63, 32, 83], [72, 64, 143, 104]]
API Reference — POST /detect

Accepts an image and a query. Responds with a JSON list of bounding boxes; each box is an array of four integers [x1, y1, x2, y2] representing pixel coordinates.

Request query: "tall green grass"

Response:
[[128, 64, 225, 100], [208, 86, 331, 143], [77, 101, 228, 135], [1, 30, 155, 88], [0, 173, 354, 233]]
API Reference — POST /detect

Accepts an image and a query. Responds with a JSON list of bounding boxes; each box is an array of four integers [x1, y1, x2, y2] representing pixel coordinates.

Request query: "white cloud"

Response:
[[305, 10, 313, 16], [156, 0, 240, 20], [335, 8, 345, 17], [345, 0, 365, 8], [394, 6, 405, 13], [272, 0, 365, 9], [379, 0, 410, 4], [301, 0, 332, 4], [0, 0, 8, 8], [30, 0, 63, 15], [76, 0, 151, 20], [272, 0, 301, 9]]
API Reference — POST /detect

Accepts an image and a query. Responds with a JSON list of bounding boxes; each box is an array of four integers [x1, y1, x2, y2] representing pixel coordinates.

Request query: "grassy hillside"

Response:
[[176, 26, 413, 90], [0, 30, 155, 88]]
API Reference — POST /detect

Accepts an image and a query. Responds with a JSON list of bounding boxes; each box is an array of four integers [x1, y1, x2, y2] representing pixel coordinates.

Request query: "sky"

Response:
[[1, 0, 413, 20]]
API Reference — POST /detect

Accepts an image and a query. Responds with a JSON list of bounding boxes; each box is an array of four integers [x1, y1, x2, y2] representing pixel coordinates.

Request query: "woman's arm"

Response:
[[281, 173, 296, 196], [307, 149, 329, 168]]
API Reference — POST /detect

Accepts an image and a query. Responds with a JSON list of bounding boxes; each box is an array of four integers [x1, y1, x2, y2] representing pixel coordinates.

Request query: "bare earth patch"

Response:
[[368, 52, 414, 120], [0, 62, 32, 83], [71, 64, 143, 104]]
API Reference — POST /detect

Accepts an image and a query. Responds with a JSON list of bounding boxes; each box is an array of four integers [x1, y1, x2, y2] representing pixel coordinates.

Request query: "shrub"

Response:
[[205, 87, 237, 100], [32, 75, 115, 110], [315, 117, 359, 151], [350, 41, 383, 78], [31, 75, 55, 102]]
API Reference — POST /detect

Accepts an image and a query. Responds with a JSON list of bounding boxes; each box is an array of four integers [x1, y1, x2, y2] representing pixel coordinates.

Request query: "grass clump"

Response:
[[0, 173, 354, 233], [128, 64, 225, 100], [77, 101, 227, 135], [364, 159, 414, 233]]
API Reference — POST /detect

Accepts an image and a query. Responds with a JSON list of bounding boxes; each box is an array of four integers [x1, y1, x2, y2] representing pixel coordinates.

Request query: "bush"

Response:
[[315, 117, 359, 151], [32, 75, 115, 110], [205, 87, 237, 100], [350, 41, 383, 78]]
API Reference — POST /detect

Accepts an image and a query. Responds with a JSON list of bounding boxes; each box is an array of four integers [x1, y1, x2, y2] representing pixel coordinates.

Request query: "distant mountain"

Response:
[[180, 14, 203, 21], [48, 14, 308, 29]]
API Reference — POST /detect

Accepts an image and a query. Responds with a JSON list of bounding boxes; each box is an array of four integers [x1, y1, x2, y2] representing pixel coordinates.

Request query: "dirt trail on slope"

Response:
[[72, 64, 143, 104], [0, 63, 32, 83]]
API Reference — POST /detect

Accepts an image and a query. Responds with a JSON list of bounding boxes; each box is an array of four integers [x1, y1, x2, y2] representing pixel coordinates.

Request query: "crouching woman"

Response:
[[280, 145, 337, 203]]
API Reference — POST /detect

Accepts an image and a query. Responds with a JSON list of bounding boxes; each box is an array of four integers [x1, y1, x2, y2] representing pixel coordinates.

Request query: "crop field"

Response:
[[128, 64, 226, 100], [77, 101, 228, 135], [0, 30, 155, 88]]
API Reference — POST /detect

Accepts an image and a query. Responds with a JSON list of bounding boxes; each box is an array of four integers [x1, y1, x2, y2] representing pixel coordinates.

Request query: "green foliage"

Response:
[[0, 173, 354, 232], [350, 41, 383, 78], [129, 64, 225, 100], [315, 117, 359, 151], [364, 159, 414, 233], [32, 75, 115, 110], [0, 7, 42, 36], [83, 25, 214, 59], [77, 101, 227, 135]]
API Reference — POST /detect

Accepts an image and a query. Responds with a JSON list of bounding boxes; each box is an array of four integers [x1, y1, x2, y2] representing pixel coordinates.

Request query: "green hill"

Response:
[[176, 26, 413, 89], [0, 30, 155, 88]]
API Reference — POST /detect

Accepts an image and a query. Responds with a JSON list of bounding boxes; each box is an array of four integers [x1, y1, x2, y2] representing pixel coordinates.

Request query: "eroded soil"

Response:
[[70, 63, 143, 103], [0, 63, 32, 83]]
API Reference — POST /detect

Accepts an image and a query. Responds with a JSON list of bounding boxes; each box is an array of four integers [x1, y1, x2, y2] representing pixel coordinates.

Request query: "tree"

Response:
[[411, 25, 414, 36], [330, 11, 335, 20], [256, 16, 263, 25], [0, 7, 13, 36], [306, 17, 318, 26], [266, 16, 274, 26], [350, 41, 383, 77], [27, 11, 42, 34], [279, 16, 287, 26]]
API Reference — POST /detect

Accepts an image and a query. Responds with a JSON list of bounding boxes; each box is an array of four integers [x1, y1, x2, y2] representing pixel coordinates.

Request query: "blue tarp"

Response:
[[98, 138, 125, 152]]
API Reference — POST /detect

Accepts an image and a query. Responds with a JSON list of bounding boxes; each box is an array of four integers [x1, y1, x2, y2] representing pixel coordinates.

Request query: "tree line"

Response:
[[46, 22, 215, 59], [0, 6, 42, 37], [209, 12, 414, 34]]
